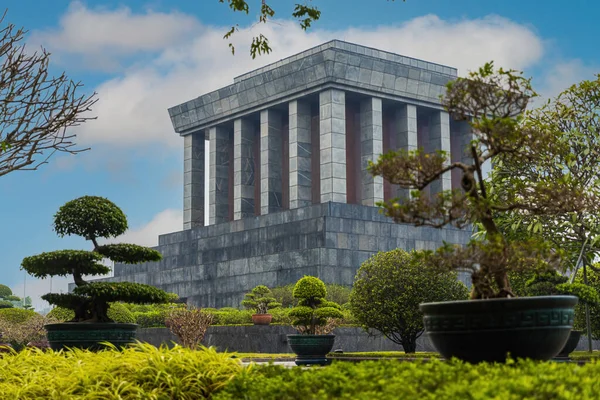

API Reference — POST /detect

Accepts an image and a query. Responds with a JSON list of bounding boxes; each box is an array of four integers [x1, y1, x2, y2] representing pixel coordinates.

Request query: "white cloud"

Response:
[[536, 59, 599, 103], [29, 1, 200, 71], [30, 4, 547, 149], [104, 208, 183, 247]]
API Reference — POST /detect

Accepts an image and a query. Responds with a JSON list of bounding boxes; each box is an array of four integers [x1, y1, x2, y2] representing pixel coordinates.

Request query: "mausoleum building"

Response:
[[90, 40, 473, 307]]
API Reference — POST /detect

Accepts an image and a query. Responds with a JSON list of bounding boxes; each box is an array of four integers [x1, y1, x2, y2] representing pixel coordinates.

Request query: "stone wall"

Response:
[[84, 202, 472, 308], [136, 326, 438, 353], [137, 326, 600, 354]]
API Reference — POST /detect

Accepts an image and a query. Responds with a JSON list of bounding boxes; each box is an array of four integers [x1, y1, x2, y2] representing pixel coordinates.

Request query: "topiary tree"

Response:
[[20, 196, 173, 323], [0, 284, 12, 298], [241, 285, 281, 314], [0, 300, 13, 309], [289, 276, 343, 335], [350, 249, 469, 353]]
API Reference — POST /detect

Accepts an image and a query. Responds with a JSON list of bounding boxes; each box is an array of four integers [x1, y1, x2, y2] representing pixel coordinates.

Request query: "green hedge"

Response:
[[215, 359, 600, 399], [47, 303, 135, 323], [0, 342, 241, 398], [0, 308, 37, 323]]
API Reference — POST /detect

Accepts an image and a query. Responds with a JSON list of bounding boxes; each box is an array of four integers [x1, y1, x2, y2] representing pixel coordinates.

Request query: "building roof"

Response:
[[168, 39, 458, 135]]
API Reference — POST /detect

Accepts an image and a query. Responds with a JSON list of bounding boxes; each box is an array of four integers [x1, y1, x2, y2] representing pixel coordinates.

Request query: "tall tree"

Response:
[[488, 75, 600, 269], [219, 0, 405, 58], [0, 11, 97, 177]]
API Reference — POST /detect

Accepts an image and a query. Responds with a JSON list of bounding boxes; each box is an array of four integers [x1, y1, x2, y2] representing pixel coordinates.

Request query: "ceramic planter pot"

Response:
[[555, 329, 582, 359], [287, 334, 335, 366], [44, 322, 139, 351], [251, 313, 273, 325], [420, 295, 578, 363]]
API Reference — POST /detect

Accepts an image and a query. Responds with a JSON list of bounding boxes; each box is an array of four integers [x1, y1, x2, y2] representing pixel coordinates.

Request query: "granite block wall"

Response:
[[87, 203, 472, 308]]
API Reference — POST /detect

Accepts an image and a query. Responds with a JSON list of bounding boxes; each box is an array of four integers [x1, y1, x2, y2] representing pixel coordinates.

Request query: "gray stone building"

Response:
[[90, 40, 473, 307]]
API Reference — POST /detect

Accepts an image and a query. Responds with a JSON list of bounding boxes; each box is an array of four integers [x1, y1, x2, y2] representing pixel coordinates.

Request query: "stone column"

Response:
[[457, 119, 474, 165], [359, 97, 384, 206], [395, 103, 418, 200], [428, 110, 452, 195], [289, 100, 312, 209], [319, 89, 346, 203], [260, 109, 283, 214], [233, 118, 256, 220], [209, 125, 231, 225], [183, 130, 205, 230]]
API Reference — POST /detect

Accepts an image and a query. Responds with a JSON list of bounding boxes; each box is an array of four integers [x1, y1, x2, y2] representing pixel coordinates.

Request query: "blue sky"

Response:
[[1, 0, 598, 309]]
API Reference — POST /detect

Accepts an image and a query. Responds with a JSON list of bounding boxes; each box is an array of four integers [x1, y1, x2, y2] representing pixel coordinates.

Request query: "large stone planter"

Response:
[[420, 295, 578, 363], [287, 334, 335, 366], [251, 314, 273, 325], [555, 330, 582, 360], [45, 322, 139, 351]]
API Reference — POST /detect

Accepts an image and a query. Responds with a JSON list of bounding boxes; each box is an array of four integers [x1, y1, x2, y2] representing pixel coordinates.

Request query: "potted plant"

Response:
[[241, 285, 281, 325], [287, 276, 343, 366], [516, 271, 600, 359], [20, 196, 173, 350], [369, 62, 597, 363]]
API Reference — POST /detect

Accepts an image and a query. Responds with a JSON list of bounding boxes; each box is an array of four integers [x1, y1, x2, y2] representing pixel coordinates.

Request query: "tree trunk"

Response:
[[402, 336, 417, 353]]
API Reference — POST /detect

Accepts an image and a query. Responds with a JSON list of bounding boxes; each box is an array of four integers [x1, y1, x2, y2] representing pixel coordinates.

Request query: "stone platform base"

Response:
[[83, 202, 471, 308]]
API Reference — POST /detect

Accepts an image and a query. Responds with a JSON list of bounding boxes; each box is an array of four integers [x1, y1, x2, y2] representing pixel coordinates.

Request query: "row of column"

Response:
[[184, 89, 463, 229]]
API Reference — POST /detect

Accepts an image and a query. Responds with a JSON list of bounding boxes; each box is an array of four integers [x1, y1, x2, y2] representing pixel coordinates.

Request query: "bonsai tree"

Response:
[[241, 285, 281, 314], [369, 62, 599, 299], [350, 249, 469, 353], [289, 276, 343, 335], [20, 196, 173, 323]]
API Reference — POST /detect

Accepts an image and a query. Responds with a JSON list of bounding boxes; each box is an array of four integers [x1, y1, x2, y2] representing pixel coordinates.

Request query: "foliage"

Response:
[[20, 196, 170, 323], [369, 62, 599, 299], [241, 285, 281, 314], [488, 75, 600, 269], [133, 311, 164, 328], [0, 313, 57, 351], [0, 342, 242, 399], [209, 309, 253, 325], [271, 283, 296, 307], [48, 303, 136, 324], [289, 276, 343, 335], [165, 307, 214, 349], [0, 308, 37, 324], [0, 284, 12, 297], [219, 0, 405, 58], [0, 300, 13, 309], [350, 249, 469, 353], [573, 266, 600, 339], [21, 250, 109, 279], [53, 196, 128, 239], [214, 358, 600, 400], [0, 12, 97, 177], [325, 284, 352, 306]]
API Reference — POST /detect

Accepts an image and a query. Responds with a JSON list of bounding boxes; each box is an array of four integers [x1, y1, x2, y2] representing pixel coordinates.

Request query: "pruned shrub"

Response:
[[271, 283, 296, 307], [165, 307, 214, 348], [350, 249, 469, 353], [289, 276, 343, 335], [48, 303, 135, 324], [241, 285, 281, 314], [0, 300, 14, 309], [0, 308, 37, 324], [134, 311, 165, 328], [0, 284, 12, 298], [209, 309, 253, 325], [213, 358, 600, 400]]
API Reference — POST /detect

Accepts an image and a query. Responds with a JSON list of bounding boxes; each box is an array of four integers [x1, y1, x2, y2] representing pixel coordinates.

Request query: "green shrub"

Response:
[[0, 300, 14, 309], [0, 284, 12, 298], [214, 359, 600, 399], [0, 313, 56, 351], [350, 249, 469, 353], [573, 266, 600, 339], [325, 284, 352, 306], [134, 311, 165, 328], [0, 342, 242, 398], [0, 308, 37, 323], [269, 307, 292, 325], [271, 284, 296, 307], [241, 285, 281, 314], [289, 276, 343, 334], [209, 309, 253, 325], [48, 303, 135, 324]]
